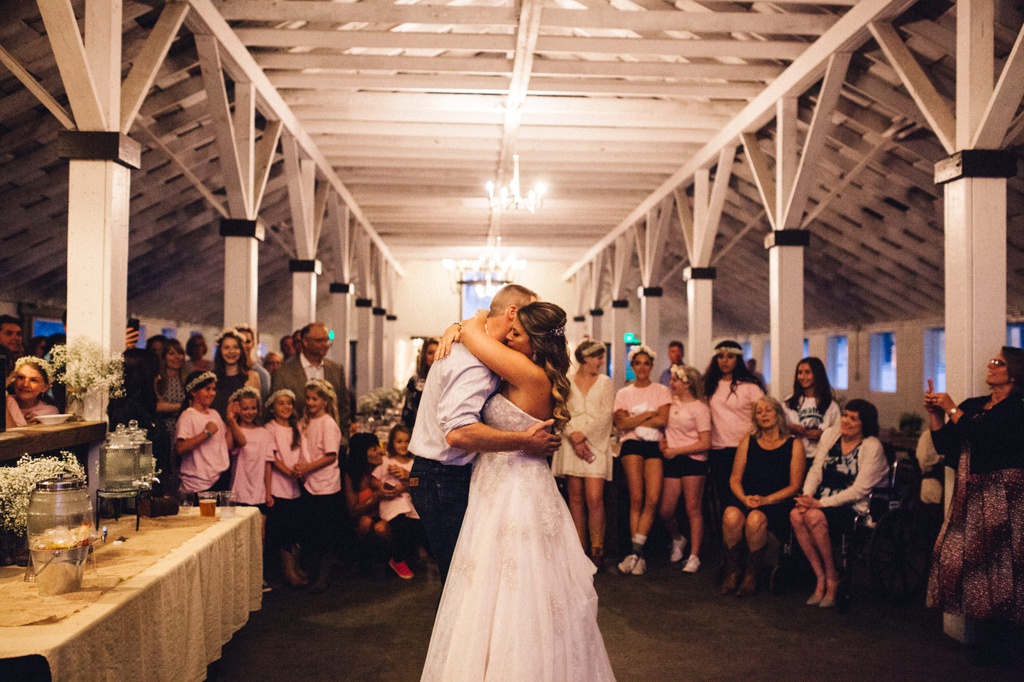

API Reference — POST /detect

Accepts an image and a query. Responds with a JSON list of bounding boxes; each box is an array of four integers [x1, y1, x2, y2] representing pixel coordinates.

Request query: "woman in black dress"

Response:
[[721, 395, 805, 596], [925, 346, 1024, 663], [401, 337, 438, 428]]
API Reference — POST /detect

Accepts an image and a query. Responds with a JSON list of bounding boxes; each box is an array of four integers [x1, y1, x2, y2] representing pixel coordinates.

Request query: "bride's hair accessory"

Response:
[[550, 325, 565, 337], [229, 385, 261, 404], [627, 344, 656, 364], [264, 388, 296, 410], [185, 371, 217, 394], [14, 356, 54, 383]]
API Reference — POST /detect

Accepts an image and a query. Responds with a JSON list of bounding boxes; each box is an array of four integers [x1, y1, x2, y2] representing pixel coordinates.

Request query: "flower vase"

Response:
[[71, 392, 105, 422]]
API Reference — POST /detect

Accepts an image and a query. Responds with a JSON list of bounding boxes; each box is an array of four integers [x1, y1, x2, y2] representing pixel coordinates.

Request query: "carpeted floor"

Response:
[[211, 550, 1018, 682]]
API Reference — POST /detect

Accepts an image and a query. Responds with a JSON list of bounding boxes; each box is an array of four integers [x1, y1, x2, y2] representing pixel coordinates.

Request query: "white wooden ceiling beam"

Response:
[[956, 0, 994, 149], [256, 52, 785, 81], [36, 0, 106, 130], [269, 72, 765, 100], [283, 132, 319, 260], [741, 133, 777, 229], [185, 0, 403, 276], [972, 22, 1024, 149], [85, 0, 120, 129], [775, 96, 798, 230], [120, 1, 189, 133], [781, 52, 850, 229], [696, 145, 737, 265], [252, 120, 283, 215], [0, 44, 75, 129], [135, 119, 229, 219], [674, 188, 694, 264], [195, 34, 249, 218], [868, 21, 955, 154], [563, 0, 916, 280], [236, 28, 807, 60], [326, 194, 352, 283], [219, 1, 836, 35]]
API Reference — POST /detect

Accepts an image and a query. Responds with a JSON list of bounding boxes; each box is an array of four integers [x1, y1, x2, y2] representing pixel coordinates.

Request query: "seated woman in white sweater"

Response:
[[790, 399, 889, 608]]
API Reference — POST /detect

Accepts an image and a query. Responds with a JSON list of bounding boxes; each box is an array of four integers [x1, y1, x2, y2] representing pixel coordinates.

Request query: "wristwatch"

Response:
[[947, 407, 959, 417], [204, 428, 213, 439]]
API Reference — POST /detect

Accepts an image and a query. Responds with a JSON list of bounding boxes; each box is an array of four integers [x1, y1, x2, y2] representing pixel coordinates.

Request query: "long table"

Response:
[[0, 506, 262, 681]]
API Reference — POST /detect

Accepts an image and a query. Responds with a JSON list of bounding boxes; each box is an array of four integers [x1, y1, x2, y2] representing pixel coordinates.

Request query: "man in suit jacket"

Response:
[[271, 322, 351, 434]]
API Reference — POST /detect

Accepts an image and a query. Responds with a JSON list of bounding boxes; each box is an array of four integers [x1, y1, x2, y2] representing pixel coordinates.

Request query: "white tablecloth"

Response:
[[0, 507, 263, 681]]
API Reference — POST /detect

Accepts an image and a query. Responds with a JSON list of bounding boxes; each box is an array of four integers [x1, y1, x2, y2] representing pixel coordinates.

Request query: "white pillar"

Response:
[[328, 283, 351, 381], [685, 268, 715, 371], [639, 287, 662, 373], [590, 308, 605, 346], [610, 300, 630, 390], [938, 165, 1011, 643], [766, 231, 807, 399], [572, 315, 588, 346], [384, 314, 397, 389], [221, 220, 262, 328], [290, 259, 320, 332], [354, 299, 374, 400], [372, 307, 386, 389]]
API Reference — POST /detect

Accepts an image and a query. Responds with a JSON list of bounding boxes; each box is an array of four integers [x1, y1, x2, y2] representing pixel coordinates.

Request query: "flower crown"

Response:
[[305, 378, 337, 402], [229, 385, 261, 404], [14, 356, 54, 383], [185, 371, 217, 394], [215, 328, 243, 346], [627, 344, 656, 364], [264, 388, 296, 410], [670, 364, 691, 381]]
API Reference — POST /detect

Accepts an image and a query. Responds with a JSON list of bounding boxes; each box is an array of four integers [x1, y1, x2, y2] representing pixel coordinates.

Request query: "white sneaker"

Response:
[[617, 554, 639, 574], [670, 536, 688, 563], [631, 557, 647, 576], [682, 555, 701, 573]]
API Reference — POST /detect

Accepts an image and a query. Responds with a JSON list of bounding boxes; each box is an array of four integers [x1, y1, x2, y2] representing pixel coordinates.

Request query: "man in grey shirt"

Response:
[[409, 284, 561, 583]]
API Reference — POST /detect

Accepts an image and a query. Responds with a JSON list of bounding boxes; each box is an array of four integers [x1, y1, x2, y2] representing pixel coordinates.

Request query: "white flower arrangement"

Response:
[[49, 338, 125, 401], [357, 387, 404, 420], [0, 452, 86, 536]]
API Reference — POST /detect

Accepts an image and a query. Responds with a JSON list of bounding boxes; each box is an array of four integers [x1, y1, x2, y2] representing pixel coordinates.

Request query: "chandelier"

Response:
[[442, 247, 526, 297], [485, 154, 546, 213]]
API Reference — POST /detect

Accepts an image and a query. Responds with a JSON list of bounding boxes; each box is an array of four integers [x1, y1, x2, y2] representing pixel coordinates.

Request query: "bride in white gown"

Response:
[[420, 302, 616, 681]]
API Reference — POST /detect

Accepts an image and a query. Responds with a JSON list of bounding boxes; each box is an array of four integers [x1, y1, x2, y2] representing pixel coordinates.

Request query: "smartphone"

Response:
[[127, 317, 140, 332]]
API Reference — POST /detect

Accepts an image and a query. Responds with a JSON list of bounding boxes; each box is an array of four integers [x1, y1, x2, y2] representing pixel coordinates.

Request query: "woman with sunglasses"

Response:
[[925, 347, 1024, 664], [703, 340, 765, 515]]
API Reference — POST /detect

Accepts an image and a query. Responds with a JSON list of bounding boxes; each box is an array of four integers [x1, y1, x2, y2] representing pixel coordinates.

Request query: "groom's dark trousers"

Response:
[[410, 457, 473, 584]]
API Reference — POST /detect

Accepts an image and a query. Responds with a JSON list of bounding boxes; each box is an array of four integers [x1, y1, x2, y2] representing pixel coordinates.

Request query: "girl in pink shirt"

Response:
[[299, 379, 344, 593], [702, 341, 765, 521], [613, 345, 671, 576], [373, 424, 426, 579], [658, 364, 712, 573], [265, 389, 308, 588], [228, 387, 274, 508], [176, 371, 234, 500]]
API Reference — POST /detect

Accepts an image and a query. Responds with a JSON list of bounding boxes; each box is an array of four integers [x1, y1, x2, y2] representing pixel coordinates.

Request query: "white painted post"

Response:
[[328, 283, 351, 378], [354, 298, 374, 400], [610, 300, 630, 389], [590, 308, 605, 346], [686, 271, 715, 371], [639, 287, 663, 373], [290, 260, 320, 332], [766, 232, 807, 398], [372, 307, 386, 389], [384, 313, 397, 389], [223, 231, 260, 329]]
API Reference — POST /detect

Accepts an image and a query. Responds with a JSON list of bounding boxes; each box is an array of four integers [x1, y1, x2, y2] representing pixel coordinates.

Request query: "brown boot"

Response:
[[309, 557, 333, 594], [720, 543, 744, 595], [737, 546, 766, 597], [280, 549, 308, 588]]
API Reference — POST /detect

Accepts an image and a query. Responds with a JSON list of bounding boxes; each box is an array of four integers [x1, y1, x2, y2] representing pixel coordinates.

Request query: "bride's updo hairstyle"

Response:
[[516, 302, 572, 433]]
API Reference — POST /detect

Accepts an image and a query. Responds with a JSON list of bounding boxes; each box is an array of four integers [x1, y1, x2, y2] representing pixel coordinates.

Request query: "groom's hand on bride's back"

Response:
[[521, 420, 560, 457]]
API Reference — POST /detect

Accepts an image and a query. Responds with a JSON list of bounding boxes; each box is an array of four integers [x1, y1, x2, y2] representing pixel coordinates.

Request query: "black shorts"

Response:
[[620, 440, 662, 460], [663, 456, 709, 478], [727, 499, 794, 540]]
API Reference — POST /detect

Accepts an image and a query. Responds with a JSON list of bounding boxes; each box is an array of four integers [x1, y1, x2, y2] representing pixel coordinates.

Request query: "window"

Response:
[[826, 335, 849, 390], [741, 341, 752, 361], [762, 340, 771, 384], [870, 331, 897, 392], [923, 328, 946, 392], [162, 328, 177, 339], [1008, 323, 1024, 348], [803, 338, 810, 358], [32, 318, 65, 338], [460, 273, 508, 319]]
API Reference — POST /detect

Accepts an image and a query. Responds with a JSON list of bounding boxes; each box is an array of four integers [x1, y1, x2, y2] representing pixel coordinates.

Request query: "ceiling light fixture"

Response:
[[485, 154, 546, 213]]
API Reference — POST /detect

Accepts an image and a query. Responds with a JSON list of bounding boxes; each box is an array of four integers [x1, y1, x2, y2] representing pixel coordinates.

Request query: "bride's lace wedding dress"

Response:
[[421, 393, 616, 681]]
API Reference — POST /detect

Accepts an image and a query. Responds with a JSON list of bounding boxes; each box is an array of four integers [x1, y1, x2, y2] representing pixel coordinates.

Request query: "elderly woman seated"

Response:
[[5, 356, 60, 427], [790, 399, 889, 608], [721, 396, 805, 596]]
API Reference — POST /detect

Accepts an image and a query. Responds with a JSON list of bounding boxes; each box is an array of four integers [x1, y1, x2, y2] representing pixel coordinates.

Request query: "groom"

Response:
[[409, 284, 561, 584]]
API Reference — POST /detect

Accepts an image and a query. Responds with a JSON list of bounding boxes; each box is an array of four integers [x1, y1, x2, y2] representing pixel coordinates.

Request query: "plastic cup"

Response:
[[218, 491, 236, 519], [198, 492, 217, 518]]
